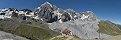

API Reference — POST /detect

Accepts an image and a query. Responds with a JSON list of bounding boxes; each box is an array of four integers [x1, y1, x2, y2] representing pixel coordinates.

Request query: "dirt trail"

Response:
[[49, 35, 79, 40], [66, 36, 73, 40], [50, 35, 121, 40], [49, 35, 64, 40]]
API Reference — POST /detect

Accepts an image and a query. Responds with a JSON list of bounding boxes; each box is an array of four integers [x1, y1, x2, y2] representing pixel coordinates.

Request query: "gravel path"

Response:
[[49, 35, 80, 40]]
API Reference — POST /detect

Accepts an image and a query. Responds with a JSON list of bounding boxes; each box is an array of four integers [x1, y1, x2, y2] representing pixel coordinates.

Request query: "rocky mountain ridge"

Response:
[[0, 2, 91, 23]]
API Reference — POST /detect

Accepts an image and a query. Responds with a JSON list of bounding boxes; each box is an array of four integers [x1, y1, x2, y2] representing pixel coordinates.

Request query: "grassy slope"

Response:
[[15, 24, 53, 40], [116, 24, 121, 30], [98, 20, 121, 36], [0, 24, 60, 40], [0, 19, 60, 40]]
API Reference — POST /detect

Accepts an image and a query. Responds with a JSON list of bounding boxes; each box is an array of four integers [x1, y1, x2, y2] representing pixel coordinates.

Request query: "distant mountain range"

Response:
[[0, 2, 121, 40]]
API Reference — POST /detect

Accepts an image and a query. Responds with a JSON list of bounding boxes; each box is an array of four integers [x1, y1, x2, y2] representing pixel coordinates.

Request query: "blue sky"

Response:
[[0, 0, 121, 24]]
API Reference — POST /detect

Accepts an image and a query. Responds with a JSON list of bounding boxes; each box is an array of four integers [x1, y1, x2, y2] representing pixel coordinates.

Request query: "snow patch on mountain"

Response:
[[81, 14, 89, 20], [41, 2, 53, 7]]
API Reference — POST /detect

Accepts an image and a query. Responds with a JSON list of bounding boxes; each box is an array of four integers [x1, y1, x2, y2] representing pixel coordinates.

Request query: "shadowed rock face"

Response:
[[34, 2, 58, 23], [34, 2, 78, 23]]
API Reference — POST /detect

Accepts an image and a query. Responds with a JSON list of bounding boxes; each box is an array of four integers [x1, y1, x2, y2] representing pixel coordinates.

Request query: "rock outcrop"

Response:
[[48, 11, 111, 39]]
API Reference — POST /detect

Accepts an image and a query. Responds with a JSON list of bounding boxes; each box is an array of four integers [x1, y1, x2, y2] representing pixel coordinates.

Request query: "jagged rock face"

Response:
[[48, 11, 111, 39], [0, 8, 36, 20], [0, 2, 78, 23], [0, 8, 16, 19], [61, 12, 71, 22], [34, 2, 58, 23], [34, 2, 78, 23]]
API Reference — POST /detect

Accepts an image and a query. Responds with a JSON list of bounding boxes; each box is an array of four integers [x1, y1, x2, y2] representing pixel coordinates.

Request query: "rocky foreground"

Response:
[[0, 31, 28, 40]]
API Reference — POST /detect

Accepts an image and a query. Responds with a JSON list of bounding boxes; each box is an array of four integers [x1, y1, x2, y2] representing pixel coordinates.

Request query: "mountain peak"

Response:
[[41, 2, 53, 7], [44, 2, 51, 4], [66, 8, 75, 12]]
